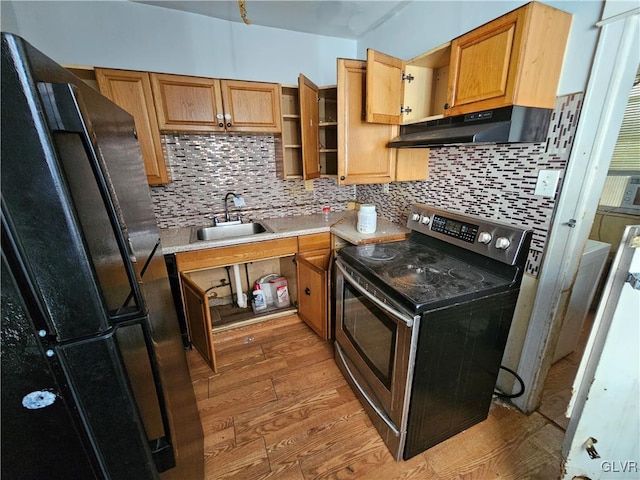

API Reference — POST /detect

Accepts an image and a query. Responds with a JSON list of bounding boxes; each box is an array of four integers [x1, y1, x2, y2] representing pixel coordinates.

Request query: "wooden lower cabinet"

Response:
[[180, 273, 218, 372], [175, 234, 333, 371], [297, 232, 332, 339], [297, 250, 331, 340]]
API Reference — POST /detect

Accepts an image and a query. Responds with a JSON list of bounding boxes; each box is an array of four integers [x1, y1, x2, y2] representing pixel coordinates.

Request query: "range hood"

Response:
[[388, 106, 552, 148]]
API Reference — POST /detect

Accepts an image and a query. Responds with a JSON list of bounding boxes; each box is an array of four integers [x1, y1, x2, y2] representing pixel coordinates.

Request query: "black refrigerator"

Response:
[[1, 33, 204, 479]]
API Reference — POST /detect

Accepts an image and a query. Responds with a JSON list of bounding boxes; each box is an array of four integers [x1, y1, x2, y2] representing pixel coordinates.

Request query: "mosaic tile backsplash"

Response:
[[149, 134, 355, 228], [150, 93, 582, 277], [356, 93, 584, 276]]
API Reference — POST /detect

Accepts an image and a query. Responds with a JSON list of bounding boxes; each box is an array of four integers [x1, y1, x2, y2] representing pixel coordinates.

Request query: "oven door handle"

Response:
[[336, 259, 418, 328], [335, 343, 400, 437]]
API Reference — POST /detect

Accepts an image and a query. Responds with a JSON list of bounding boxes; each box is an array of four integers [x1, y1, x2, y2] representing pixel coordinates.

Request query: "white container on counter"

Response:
[[357, 204, 377, 234]]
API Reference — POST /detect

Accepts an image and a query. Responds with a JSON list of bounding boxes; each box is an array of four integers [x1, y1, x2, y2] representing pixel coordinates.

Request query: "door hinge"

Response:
[[400, 105, 412, 115], [584, 437, 600, 459], [402, 72, 414, 83], [626, 272, 640, 290]]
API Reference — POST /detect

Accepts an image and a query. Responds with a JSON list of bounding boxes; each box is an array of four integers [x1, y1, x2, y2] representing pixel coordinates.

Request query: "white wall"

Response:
[[2, 0, 612, 92], [357, 0, 605, 96], [0, 0, 356, 85]]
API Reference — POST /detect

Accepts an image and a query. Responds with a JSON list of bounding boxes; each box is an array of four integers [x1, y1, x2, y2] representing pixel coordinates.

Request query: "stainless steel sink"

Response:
[[191, 222, 271, 242]]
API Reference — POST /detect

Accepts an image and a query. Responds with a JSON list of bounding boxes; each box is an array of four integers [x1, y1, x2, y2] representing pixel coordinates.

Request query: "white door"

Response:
[[562, 225, 640, 479]]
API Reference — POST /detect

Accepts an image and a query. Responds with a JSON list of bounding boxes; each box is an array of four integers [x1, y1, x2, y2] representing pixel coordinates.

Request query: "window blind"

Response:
[[609, 68, 640, 171]]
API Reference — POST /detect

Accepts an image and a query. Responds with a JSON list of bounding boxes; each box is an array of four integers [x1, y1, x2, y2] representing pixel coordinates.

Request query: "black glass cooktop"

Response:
[[338, 238, 517, 313]]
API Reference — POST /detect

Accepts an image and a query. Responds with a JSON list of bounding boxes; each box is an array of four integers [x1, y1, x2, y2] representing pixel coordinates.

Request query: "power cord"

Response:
[[494, 365, 525, 399]]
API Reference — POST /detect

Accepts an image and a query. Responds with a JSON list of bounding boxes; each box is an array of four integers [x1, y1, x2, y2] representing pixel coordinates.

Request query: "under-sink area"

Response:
[[190, 221, 272, 243]]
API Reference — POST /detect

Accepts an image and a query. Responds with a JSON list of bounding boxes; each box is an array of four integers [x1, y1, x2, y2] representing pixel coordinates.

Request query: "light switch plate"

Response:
[[534, 170, 560, 197]]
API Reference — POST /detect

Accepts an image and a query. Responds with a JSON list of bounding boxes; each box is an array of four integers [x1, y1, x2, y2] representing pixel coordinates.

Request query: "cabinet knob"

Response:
[[444, 103, 450, 110], [340, 176, 345, 181], [305, 287, 311, 295], [226, 122, 232, 128], [218, 122, 224, 128]]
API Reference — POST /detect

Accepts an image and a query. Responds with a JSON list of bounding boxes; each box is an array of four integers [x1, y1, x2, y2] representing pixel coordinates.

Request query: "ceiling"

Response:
[[134, 1, 411, 39]]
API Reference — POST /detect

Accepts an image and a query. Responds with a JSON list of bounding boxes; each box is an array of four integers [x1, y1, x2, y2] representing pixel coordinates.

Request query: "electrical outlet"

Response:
[[534, 170, 560, 197], [382, 183, 390, 194]]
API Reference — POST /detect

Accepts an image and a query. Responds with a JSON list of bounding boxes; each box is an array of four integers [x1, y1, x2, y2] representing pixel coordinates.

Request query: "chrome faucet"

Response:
[[221, 192, 243, 224]]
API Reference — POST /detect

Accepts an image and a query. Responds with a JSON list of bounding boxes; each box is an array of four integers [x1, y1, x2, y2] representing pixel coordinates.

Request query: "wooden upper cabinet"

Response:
[[151, 74, 282, 133], [150, 73, 223, 132], [446, 1, 572, 116], [95, 68, 170, 185], [366, 50, 405, 125], [298, 74, 321, 180], [366, 2, 571, 124], [219, 79, 282, 133], [366, 43, 453, 126], [278, 78, 337, 180], [338, 59, 397, 185]]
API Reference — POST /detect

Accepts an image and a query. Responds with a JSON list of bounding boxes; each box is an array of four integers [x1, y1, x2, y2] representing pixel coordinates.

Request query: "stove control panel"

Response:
[[431, 215, 478, 243], [407, 204, 532, 266]]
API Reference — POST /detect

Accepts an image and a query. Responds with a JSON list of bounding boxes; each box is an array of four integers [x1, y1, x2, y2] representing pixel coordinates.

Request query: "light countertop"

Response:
[[160, 211, 410, 254]]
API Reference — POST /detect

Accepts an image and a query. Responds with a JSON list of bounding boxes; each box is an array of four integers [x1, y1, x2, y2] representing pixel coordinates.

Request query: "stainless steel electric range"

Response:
[[334, 204, 532, 461]]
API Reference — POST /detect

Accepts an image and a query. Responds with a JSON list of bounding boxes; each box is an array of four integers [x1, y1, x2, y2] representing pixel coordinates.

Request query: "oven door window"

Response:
[[342, 282, 397, 389]]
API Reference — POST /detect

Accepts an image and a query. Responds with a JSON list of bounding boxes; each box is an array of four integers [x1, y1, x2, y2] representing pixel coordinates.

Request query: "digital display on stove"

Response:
[[445, 220, 463, 235], [431, 215, 479, 243]]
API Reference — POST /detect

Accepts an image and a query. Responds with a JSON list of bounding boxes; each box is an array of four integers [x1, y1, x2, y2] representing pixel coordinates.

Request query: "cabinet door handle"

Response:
[[305, 287, 311, 295], [444, 102, 450, 110]]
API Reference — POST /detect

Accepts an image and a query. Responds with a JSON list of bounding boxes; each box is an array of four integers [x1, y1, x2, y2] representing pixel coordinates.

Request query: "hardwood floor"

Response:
[[539, 312, 595, 430], [186, 314, 566, 480]]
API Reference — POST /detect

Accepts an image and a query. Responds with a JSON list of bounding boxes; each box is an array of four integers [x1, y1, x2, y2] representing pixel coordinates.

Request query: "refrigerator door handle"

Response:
[[120, 239, 161, 311], [37, 82, 145, 317]]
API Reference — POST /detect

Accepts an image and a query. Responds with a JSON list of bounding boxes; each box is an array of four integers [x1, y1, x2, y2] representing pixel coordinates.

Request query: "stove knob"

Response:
[[411, 213, 421, 221], [477, 232, 492, 244], [495, 237, 511, 250], [421, 216, 431, 225]]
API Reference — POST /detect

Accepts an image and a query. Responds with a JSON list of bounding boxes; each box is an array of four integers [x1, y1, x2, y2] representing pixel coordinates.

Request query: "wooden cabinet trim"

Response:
[[298, 232, 331, 253], [176, 237, 298, 273], [396, 148, 429, 182]]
